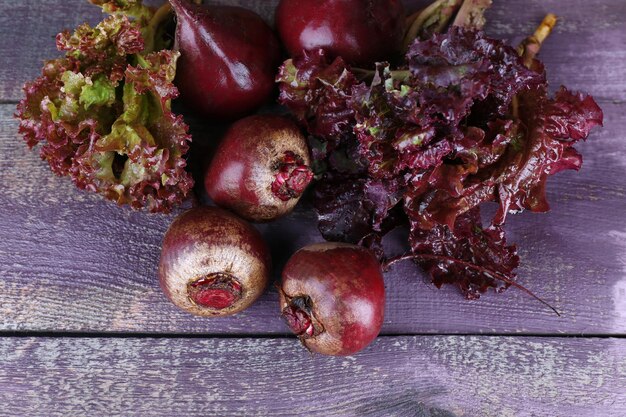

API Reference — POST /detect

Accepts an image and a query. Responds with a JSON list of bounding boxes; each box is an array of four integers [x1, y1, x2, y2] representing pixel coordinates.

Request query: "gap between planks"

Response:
[[1, 331, 625, 339]]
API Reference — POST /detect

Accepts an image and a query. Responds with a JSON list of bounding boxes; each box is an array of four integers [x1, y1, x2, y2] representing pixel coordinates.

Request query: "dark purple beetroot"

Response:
[[204, 115, 313, 222], [170, 0, 281, 119], [275, 0, 406, 67], [279, 242, 385, 355], [159, 206, 271, 317]]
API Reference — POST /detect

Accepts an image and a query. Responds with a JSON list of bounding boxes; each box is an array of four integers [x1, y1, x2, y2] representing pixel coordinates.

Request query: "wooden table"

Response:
[[1, 0, 625, 415]]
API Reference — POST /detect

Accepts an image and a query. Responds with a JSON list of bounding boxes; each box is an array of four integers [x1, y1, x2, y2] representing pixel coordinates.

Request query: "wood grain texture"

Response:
[[1, 0, 626, 335], [2, 1, 625, 415], [1, 100, 625, 335], [1, 0, 626, 102], [0, 336, 624, 417]]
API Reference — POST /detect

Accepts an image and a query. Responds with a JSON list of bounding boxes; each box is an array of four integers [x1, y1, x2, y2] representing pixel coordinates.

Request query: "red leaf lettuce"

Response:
[[16, 1, 193, 213], [278, 27, 603, 298]]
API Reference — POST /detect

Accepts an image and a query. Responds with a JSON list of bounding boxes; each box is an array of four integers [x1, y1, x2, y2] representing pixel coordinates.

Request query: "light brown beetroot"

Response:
[[159, 206, 271, 317]]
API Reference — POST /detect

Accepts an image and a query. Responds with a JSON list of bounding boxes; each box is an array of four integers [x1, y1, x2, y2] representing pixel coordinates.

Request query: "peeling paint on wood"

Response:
[[2, 0, 626, 101], [1, 100, 624, 334], [0, 336, 624, 417], [1, 0, 626, 415]]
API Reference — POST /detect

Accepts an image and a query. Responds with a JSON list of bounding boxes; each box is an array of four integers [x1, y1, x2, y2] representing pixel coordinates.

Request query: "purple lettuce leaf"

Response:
[[277, 27, 603, 299]]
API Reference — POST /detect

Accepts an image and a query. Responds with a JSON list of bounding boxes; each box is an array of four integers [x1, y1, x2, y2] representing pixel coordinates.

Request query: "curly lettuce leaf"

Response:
[[16, 2, 192, 213], [490, 86, 603, 224], [409, 207, 519, 299], [75, 50, 192, 212], [56, 15, 144, 82], [277, 49, 359, 152], [278, 27, 603, 299]]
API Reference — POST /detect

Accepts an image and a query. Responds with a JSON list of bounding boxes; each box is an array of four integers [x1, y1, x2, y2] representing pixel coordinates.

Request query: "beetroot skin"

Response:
[[205, 115, 313, 222], [275, 0, 406, 66], [279, 242, 385, 355], [159, 206, 271, 317], [170, 0, 281, 119]]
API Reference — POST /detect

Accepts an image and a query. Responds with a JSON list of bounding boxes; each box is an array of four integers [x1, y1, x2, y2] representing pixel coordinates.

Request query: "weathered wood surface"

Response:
[[1, 0, 626, 334], [1, 0, 625, 416], [1, 99, 625, 334], [1, 0, 626, 102], [0, 336, 624, 417]]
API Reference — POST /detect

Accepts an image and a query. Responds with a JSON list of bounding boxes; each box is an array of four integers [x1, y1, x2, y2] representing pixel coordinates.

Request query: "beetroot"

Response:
[[159, 206, 271, 317], [275, 0, 406, 66], [170, 0, 281, 119], [205, 115, 313, 222], [279, 242, 385, 355]]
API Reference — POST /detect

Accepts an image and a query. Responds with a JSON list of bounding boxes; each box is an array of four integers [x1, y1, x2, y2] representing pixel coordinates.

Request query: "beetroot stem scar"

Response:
[[271, 151, 314, 201], [188, 273, 243, 310]]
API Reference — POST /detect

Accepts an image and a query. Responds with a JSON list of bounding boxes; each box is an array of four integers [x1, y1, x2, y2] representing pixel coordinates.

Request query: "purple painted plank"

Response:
[[1, 100, 625, 334], [1, 0, 626, 335], [1, 0, 626, 101], [0, 336, 624, 416]]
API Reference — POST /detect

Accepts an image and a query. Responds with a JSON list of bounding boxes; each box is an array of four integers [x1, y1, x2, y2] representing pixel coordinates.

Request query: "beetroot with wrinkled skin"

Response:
[[159, 206, 271, 317], [279, 242, 385, 356], [205, 115, 314, 222], [275, 0, 406, 67], [170, 0, 281, 119]]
